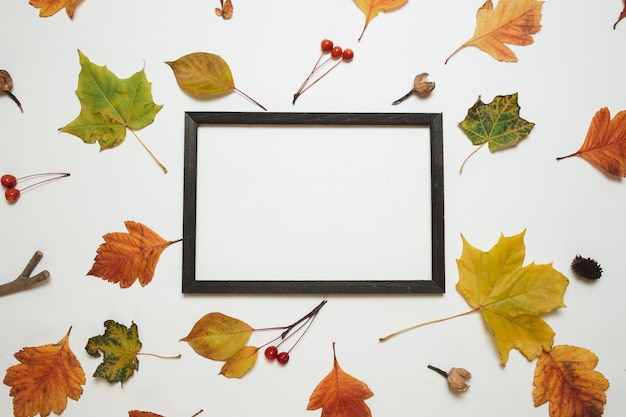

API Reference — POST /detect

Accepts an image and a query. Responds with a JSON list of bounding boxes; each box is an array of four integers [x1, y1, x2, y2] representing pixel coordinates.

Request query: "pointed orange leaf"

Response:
[[87, 220, 181, 288], [533, 345, 609, 417], [354, 0, 408, 41], [3, 327, 86, 417], [446, 0, 544, 63], [557, 107, 626, 177], [307, 343, 374, 417], [29, 0, 77, 18]]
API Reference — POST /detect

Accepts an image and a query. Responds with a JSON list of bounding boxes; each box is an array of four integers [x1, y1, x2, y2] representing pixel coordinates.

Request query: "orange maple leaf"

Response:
[[557, 107, 626, 177], [446, 0, 544, 63], [307, 343, 374, 417], [29, 0, 77, 18], [3, 327, 86, 417], [533, 345, 609, 417], [87, 220, 181, 288]]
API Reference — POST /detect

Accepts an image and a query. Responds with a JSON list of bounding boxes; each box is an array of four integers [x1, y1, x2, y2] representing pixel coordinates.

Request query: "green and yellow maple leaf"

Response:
[[459, 92, 534, 172], [60, 50, 167, 173], [456, 230, 568, 365], [85, 320, 142, 383]]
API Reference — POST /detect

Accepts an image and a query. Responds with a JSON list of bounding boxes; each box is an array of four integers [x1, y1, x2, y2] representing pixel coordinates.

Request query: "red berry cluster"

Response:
[[292, 39, 354, 104], [2, 172, 70, 203], [264, 345, 290, 364]]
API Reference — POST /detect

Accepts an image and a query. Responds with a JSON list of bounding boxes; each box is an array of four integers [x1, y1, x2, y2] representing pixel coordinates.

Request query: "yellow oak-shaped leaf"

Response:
[[456, 230, 568, 365], [87, 220, 180, 288], [3, 327, 86, 417], [533, 345, 609, 417], [446, 0, 544, 63], [181, 312, 253, 360], [29, 0, 78, 18], [354, 0, 408, 41], [219, 346, 259, 378], [308, 343, 374, 417]]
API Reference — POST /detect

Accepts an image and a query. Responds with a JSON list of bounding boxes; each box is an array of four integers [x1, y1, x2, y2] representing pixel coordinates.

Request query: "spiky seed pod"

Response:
[[571, 255, 602, 280]]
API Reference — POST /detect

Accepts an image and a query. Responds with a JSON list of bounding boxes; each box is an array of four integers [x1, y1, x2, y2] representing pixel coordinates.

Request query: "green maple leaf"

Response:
[[458, 92, 534, 172], [60, 50, 167, 173], [85, 320, 142, 383]]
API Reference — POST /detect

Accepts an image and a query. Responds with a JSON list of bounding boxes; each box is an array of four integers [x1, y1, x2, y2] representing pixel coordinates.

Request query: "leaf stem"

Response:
[[190, 411, 204, 417], [234, 87, 267, 111], [379, 308, 480, 342], [459, 141, 487, 173], [6, 90, 23, 112], [137, 352, 182, 359], [129, 129, 168, 174], [427, 364, 448, 378], [392, 89, 414, 105]]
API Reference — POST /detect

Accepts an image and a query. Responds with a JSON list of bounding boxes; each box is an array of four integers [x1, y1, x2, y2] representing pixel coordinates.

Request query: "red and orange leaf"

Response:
[[129, 412, 163, 417], [29, 0, 77, 18], [307, 343, 374, 417], [354, 0, 408, 41], [533, 345, 609, 417], [446, 0, 543, 63], [3, 327, 86, 417], [557, 107, 626, 177], [87, 220, 181, 288]]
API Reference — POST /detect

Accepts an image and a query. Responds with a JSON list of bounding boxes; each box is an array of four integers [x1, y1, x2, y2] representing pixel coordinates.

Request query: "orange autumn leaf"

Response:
[[446, 0, 544, 63], [129, 412, 163, 417], [307, 343, 374, 417], [557, 107, 626, 177], [533, 345, 609, 417], [87, 220, 181, 288], [29, 0, 77, 18], [3, 327, 86, 417], [215, 0, 233, 19], [354, 0, 408, 41]]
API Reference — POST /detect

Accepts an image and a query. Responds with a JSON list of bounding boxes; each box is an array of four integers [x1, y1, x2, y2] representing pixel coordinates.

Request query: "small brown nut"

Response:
[[447, 367, 472, 393], [0, 70, 13, 92], [413, 72, 435, 96]]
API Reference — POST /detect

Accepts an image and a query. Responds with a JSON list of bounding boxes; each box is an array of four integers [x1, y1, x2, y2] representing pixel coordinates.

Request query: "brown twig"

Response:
[[0, 251, 50, 296]]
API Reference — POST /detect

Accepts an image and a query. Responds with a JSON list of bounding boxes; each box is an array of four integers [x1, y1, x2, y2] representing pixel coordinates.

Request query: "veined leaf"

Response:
[[446, 0, 544, 63], [29, 0, 78, 18], [181, 312, 253, 360], [353, 0, 407, 41], [219, 346, 259, 378]]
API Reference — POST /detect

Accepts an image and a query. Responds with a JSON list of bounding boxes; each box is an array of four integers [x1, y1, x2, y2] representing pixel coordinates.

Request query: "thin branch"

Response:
[[0, 251, 50, 297]]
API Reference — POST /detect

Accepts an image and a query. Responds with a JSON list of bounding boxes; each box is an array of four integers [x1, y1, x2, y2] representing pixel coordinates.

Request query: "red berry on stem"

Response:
[[1, 174, 17, 188], [264, 346, 278, 360], [5, 188, 20, 203], [321, 39, 334, 52], [342, 49, 354, 61], [331, 46, 343, 58], [277, 352, 290, 364]]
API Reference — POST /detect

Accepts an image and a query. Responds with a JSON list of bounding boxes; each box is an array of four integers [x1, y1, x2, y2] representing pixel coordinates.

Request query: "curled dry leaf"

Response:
[[392, 72, 435, 105], [533, 345, 609, 417], [215, 0, 233, 19], [165, 52, 266, 110], [29, 0, 78, 18], [445, 0, 544, 63], [3, 327, 86, 417], [556, 107, 626, 177], [0, 70, 23, 112]]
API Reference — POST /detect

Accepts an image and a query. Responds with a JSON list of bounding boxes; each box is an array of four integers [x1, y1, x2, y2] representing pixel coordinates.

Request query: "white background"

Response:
[[1, 1, 625, 417]]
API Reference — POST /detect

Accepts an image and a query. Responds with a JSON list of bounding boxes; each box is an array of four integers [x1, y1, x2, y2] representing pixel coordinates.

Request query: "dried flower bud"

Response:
[[571, 255, 602, 280], [446, 367, 472, 393], [0, 70, 13, 92], [413, 72, 435, 97]]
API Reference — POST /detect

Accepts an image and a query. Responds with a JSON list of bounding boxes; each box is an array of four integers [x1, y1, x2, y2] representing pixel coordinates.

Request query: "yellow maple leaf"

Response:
[[29, 0, 77, 18], [446, 0, 544, 63], [87, 220, 181, 288], [354, 0, 408, 41], [533, 345, 609, 417], [456, 230, 569, 365], [3, 327, 86, 417], [307, 343, 374, 417]]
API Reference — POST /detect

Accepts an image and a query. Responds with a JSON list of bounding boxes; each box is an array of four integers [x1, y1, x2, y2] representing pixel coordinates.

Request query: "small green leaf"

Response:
[[459, 92, 534, 172], [85, 320, 142, 384], [60, 50, 166, 173]]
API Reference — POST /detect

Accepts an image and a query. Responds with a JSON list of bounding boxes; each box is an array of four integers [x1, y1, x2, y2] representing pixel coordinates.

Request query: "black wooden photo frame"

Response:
[[183, 112, 444, 294]]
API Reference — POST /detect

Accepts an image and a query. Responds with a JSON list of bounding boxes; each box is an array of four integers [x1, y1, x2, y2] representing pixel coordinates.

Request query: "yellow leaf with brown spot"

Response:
[[87, 220, 181, 288], [446, 0, 544, 63], [533, 345, 609, 417], [3, 327, 86, 417]]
